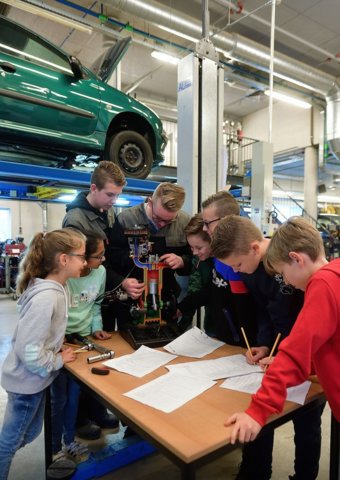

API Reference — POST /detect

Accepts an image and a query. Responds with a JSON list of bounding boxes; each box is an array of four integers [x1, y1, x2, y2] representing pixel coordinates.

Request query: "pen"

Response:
[[241, 327, 254, 363], [264, 333, 282, 372]]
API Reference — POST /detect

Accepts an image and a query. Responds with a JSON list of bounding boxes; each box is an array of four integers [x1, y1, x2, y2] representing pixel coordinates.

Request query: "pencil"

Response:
[[241, 327, 254, 362], [264, 332, 282, 371]]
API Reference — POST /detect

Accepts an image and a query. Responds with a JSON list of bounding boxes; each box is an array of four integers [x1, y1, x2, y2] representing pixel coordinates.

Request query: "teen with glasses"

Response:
[[115, 182, 192, 327]]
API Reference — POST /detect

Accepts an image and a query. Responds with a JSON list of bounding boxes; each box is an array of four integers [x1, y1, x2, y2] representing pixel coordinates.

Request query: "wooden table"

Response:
[[65, 333, 328, 480]]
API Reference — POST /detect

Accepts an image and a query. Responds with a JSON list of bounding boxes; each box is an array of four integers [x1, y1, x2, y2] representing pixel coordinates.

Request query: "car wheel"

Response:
[[107, 131, 153, 179]]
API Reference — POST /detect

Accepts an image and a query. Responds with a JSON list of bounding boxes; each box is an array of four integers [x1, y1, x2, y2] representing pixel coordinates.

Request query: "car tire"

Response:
[[107, 131, 153, 179]]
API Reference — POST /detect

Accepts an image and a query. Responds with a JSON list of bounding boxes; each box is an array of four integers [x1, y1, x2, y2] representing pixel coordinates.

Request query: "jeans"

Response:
[[239, 401, 325, 480], [50, 369, 81, 454], [0, 390, 45, 480]]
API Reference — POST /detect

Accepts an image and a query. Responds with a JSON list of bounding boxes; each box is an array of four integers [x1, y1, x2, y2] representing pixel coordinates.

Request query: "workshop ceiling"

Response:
[[2, 0, 340, 122]]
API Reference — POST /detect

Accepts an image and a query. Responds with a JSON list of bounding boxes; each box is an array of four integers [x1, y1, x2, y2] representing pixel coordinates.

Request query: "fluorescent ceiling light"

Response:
[[151, 50, 179, 65], [58, 194, 77, 202], [157, 25, 198, 43], [264, 90, 311, 109], [2, 0, 93, 34], [274, 72, 318, 93], [115, 198, 130, 206]]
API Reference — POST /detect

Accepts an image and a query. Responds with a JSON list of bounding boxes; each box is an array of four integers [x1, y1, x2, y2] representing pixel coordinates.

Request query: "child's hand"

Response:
[[245, 346, 269, 364], [224, 412, 262, 444], [122, 278, 145, 299], [93, 330, 112, 340], [159, 253, 184, 269], [259, 355, 275, 370], [61, 347, 76, 364]]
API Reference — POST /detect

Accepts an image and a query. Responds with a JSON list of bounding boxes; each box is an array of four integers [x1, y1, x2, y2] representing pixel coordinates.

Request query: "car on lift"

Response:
[[0, 15, 167, 179]]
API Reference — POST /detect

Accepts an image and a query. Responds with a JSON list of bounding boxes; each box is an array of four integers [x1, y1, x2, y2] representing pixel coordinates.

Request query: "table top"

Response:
[[65, 333, 325, 464]]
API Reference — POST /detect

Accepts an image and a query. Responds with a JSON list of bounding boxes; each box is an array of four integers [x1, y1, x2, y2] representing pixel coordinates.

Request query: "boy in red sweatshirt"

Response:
[[221, 216, 340, 445], [211, 215, 325, 480]]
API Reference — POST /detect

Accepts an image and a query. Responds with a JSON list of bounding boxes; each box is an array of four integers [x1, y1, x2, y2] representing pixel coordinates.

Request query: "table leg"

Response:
[[330, 414, 340, 480], [44, 387, 53, 471], [181, 464, 196, 480]]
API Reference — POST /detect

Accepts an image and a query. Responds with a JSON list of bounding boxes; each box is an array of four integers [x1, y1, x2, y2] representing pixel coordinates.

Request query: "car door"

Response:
[[0, 16, 100, 142]]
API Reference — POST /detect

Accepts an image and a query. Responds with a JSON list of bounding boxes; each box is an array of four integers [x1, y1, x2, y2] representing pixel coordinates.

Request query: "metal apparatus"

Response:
[[124, 226, 175, 326], [87, 351, 115, 364], [65, 333, 115, 362], [119, 226, 179, 349]]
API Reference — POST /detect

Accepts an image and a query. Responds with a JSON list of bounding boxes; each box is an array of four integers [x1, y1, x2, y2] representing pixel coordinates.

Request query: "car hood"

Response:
[[93, 36, 132, 83]]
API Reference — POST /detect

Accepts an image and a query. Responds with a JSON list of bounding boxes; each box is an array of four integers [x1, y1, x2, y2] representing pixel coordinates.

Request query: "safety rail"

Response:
[[226, 134, 258, 178]]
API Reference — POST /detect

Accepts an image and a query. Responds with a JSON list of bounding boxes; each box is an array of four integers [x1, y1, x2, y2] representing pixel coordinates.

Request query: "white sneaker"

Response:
[[63, 440, 89, 463]]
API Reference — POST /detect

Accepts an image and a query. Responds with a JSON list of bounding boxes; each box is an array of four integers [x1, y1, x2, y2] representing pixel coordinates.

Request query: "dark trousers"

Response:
[[239, 401, 325, 480], [76, 390, 109, 427]]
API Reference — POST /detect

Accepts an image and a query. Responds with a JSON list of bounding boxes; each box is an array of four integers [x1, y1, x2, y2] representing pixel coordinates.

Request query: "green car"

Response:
[[0, 15, 167, 179]]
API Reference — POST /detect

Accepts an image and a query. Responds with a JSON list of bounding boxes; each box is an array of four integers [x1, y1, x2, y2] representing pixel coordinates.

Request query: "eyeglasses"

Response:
[[149, 200, 176, 226], [68, 253, 87, 264], [87, 254, 105, 261], [202, 218, 221, 228]]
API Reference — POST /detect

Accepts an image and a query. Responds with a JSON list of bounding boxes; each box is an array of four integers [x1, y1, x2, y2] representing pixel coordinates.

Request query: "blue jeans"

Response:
[[0, 390, 45, 480], [50, 369, 81, 454]]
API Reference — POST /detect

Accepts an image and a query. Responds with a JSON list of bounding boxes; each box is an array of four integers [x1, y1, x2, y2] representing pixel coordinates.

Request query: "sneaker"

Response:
[[52, 450, 76, 465], [94, 412, 119, 430], [63, 440, 90, 463], [48, 451, 76, 479], [76, 421, 101, 440]]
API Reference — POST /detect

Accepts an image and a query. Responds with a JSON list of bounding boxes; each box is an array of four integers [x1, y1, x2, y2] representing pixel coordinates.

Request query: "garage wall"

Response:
[[0, 200, 66, 242], [241, 103, 323, 152]]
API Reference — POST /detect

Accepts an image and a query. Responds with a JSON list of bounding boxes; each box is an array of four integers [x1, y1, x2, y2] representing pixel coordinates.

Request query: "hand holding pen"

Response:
[[241, 327, 269, 365], [260, 333, 282, 372]]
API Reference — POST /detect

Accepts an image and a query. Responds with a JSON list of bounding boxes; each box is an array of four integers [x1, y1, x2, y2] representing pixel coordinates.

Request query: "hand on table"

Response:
[[224, 412, 262, 444], [61, 347, 76, 364], [93, 330, 112, 340]]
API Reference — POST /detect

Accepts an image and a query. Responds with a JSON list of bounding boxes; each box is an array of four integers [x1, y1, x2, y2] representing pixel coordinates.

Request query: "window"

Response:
[[0, 209, 11, 242], [0, 17, 72, 74]]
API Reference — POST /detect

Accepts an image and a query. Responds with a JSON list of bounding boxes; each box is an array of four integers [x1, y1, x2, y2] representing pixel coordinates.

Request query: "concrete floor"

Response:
[[0, 295, 331, 480]]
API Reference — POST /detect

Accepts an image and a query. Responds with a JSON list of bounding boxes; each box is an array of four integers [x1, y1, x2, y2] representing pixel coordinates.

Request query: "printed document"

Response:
[[124, 371, 216, 413], [221, 373, 312, 405], [163, 326, 224, 358], [166, 354, 262, 380], [104, 345, 177, 377]]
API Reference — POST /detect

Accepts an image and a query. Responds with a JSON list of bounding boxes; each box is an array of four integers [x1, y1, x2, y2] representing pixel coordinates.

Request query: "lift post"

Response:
[[177, 38, 225, 214]]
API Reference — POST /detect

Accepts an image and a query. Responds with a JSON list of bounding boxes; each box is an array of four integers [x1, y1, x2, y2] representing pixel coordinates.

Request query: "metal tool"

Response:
[[87, 351, 115, 364]]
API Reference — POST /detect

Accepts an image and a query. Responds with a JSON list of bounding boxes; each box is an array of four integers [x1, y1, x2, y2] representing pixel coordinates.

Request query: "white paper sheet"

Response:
[[220, 373, 312, 405], [166, 354, 262, 380], [163, 326, 225, 358], [124, 371, 216, 413], [103, 345, 177, 377]]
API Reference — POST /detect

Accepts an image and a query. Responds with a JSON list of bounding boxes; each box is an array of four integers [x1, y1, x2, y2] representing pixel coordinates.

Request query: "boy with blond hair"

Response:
[[211, 215, 325, 480], [224, 217, 340, 445]]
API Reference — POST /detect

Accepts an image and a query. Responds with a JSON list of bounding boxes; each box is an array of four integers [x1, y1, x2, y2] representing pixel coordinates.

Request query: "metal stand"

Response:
[[0, 255, 18, 299]]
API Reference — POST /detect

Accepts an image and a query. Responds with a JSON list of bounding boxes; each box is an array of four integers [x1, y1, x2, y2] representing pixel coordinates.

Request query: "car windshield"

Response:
[[0, 17, 72, 74]]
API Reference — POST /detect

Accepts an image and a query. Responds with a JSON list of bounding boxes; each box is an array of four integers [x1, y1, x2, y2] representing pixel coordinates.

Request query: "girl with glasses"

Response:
[[50, 231, 117, 464]]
